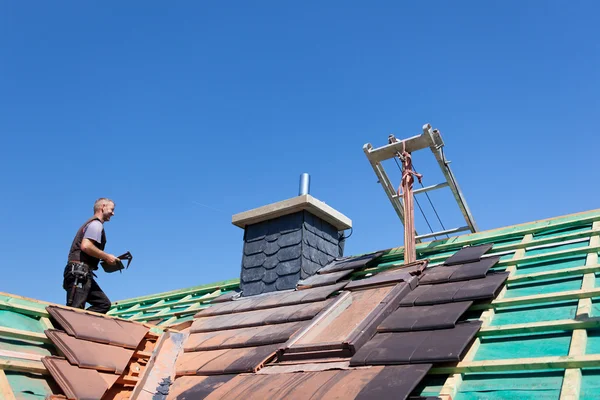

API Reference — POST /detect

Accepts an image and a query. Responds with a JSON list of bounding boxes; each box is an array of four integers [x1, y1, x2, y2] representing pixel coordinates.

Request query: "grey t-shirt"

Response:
[[83, 220, 104, 243]]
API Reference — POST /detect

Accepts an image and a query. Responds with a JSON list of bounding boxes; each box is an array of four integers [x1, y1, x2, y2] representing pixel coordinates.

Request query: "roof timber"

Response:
[[559, 221, 599, 399], [0, 370, 16, 400], [109, 279, 239, 310], [430, 354, 600, 374], [381, 208, 600, 261]]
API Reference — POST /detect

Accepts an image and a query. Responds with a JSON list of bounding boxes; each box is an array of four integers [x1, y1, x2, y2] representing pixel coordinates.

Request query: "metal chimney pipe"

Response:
[[299, 173, 310, 195]]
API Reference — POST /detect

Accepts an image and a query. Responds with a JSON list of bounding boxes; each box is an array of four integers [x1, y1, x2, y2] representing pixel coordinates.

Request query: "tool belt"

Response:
[[67, 261, 94, 280]]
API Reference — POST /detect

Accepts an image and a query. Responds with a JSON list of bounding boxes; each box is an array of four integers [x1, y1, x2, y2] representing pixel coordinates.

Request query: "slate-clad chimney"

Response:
[[232, 191, 352, 297]]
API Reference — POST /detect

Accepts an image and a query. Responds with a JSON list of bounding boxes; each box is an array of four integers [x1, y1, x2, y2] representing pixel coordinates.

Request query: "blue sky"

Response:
[[1, 2, 598, 305]]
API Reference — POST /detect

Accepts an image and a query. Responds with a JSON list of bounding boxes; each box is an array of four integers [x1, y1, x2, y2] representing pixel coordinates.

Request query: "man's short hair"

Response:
[[94, 198, 115, 213]]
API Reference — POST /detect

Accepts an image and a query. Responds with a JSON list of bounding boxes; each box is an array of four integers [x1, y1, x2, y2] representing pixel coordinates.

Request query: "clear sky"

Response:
[[1, 2, 599, 305]]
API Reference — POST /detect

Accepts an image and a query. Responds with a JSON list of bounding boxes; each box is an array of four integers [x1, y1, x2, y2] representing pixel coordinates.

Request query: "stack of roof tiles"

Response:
[[167, 244, 508, 399], [41, 306, 151, 399]]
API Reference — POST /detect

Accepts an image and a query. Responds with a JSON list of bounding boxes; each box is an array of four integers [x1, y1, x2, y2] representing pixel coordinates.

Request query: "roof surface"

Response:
[[1, 208, 600, 398]]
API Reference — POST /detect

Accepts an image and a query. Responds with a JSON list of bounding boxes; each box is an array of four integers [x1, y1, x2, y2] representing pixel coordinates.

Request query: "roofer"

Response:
[[63, 198, 119, 314]]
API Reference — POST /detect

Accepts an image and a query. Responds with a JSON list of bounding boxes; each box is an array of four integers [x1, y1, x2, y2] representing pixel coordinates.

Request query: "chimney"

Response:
[[232, 174, 352, 297]]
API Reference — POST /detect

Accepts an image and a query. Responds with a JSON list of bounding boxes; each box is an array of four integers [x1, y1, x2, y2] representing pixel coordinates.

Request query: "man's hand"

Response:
[[103, 254, 119, 265]]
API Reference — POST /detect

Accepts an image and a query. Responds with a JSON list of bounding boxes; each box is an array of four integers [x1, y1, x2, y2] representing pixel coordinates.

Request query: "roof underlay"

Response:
[[1, 207, 600, 398]]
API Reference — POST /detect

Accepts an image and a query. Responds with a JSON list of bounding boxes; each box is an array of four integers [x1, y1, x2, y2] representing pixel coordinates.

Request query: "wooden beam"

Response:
[[110, 279, 240, 309], [508, 264, 600, 284], [430, 354, 600, 374], [0, 350, 42, 362], [0, 301, 48, 318], [497, 243, 600, 267], [559, 222, 599, 399], [470, 287, 600, 310], [113, 292, 221, 318], [0, 357, 47, 374], [0, 369, 16, 400], [39, 317, 54, 330], [421, 228, 598, 265], [382, 209, 600, 261], [0, 326, 52, 344], [479, 317, 600, 337]]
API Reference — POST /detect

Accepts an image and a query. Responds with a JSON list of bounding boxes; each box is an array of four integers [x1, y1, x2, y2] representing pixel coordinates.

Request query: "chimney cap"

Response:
[[232, 194, 352, 231]]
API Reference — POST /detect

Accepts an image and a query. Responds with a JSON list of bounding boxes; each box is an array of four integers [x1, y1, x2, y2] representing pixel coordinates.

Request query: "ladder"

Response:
[[363, 123, 478, 242]]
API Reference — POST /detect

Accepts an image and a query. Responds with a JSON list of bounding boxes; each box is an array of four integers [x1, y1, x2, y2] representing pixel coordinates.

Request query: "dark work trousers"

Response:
[[62, 265, 111, 314]]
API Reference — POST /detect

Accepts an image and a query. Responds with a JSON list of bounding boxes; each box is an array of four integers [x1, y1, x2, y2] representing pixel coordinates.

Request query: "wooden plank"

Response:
[[422, 229, 598, 265], [479, 317, 600, 337], [39, 317, 54, 330], [119, 292, 221, 319], [110, 279, 240, 309], [430, 354, 600, 374], [0, 301, 49, 318], [0, 370, 16, 400], [497, 243, 600, 267], [0, 357, 47, 374], [382, 208, 600, 261], [0, 350, 42, 362], [559, 223, 599, 400], [0, 326, 52, 344], [470, 287, 600, 310], [508, 264, 600, 284]]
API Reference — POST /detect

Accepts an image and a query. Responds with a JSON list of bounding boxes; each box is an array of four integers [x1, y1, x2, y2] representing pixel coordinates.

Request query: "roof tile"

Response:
[[176, 344, 279, 376], [185, 322, 305, 351], [350, 321, 482, 366], [45, 329, 134, 374], [191, 300, 331, 333], [46, 306, 149, 349], [419, 257, 499, 285], [41, 356, 118, 400], [443, 243, 493, 266], [399, 273, 509, 306], [377, 301, 473, 332]]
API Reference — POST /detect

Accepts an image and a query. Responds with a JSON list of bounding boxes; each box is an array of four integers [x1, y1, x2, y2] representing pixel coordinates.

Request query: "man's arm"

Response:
[[81, 239, 118, 265]]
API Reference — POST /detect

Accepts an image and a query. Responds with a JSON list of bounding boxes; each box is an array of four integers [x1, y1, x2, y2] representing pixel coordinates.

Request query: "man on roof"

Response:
[[63, 198, 119, 314]]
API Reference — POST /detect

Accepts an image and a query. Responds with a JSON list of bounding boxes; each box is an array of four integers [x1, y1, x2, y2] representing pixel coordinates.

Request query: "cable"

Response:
[[441, 146, 472, 230], [393, 157, 435, 236], [410, 162, 449, 238], [340, 226, 353, 240]]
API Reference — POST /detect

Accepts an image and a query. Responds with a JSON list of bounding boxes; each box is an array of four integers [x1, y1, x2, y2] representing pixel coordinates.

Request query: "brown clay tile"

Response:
[[297, 270, 353, 289], [443, 243, 493, 266], [175, 349, 229, 375], [41, 356, 119, 400], [191, 300, 330, 333], [318, 251, 385, 274], [176, 344, 278, 376], [345, 270, 416, 290], [185, 322, 304, 351], [353, 364, 432, 399], [168, 365, 431, 400], [378, 301, 473, 332], [195, 283, 345, 318], [419, 257, 499, 285], [350, 321, 482, 366], [45, 329, 134, 374], [46, 306, 149, 349], [398, 273, 509, 306], [167, 375, 238, 399]]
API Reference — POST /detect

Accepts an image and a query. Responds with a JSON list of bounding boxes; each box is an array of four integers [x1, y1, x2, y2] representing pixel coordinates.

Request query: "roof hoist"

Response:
[[363, 124, 478, 254]]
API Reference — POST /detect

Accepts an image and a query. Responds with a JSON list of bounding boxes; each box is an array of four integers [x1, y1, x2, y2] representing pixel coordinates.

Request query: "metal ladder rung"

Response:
[[414, 182, 449, 195], [416, 226, 471, 241]]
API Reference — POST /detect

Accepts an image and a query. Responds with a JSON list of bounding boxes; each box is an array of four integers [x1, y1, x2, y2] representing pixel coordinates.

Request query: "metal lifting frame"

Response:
[[363, 123, 478, 242]]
